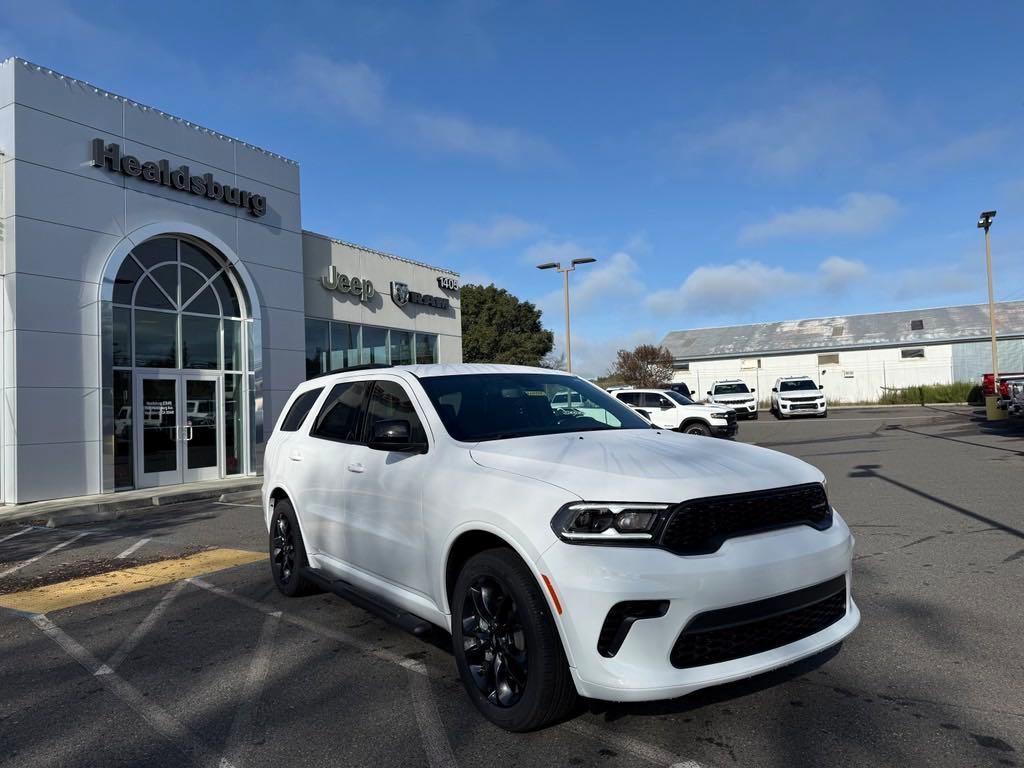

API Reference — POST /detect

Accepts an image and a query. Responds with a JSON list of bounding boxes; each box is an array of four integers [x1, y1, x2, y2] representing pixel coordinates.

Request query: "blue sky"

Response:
[[3, 1, 1024, 376]]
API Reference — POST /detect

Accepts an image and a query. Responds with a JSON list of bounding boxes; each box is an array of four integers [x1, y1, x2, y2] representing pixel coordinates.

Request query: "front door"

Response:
[[135, 373, 221, 488]]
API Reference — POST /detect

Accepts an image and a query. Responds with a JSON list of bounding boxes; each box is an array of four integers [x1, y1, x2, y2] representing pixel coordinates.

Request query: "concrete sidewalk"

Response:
[[0, 476, 262, 528]]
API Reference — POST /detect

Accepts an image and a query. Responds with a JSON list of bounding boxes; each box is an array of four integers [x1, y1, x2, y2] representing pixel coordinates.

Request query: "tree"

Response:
[[461, 284, 554, 366], [613, 344, 675, 388]]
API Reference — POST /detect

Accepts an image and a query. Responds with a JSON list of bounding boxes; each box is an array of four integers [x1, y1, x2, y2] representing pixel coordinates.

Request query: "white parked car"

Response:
[[707, 379, 759, 419], [771, 376, 828, 418], [612, 388, 737, 437], [263, 364, 858, 731]]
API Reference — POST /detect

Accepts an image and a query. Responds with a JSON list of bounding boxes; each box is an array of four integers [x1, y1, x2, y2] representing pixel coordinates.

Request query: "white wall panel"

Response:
[[9, 386, 101, 445], [5, 273, 99, 335], [9, 159, 126, 236], [11, 440, 102, 502], [13, 61, 123, 135], [123, 102, 235, 173]]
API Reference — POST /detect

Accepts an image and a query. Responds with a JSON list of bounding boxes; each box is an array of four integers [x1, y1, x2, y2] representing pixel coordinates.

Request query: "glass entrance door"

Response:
[[135, 373, 222, 488]]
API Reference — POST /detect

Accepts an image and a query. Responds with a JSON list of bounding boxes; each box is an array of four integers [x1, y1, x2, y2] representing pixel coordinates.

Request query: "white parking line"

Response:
[[0, 532, 88, 579], [220, 611, 281, 768], [408, 666, 458, 768], [102, 580, 188, 673], [30, 613, 233, 768], [190, 577, 701, 767], [215, 502, 262, 508], [0, 526, 33, 544], [116, 537, 152, 559]]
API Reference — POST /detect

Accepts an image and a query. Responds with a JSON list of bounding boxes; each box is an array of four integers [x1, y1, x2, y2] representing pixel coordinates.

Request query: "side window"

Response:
[[641, 393, 669, 408], [279, 387, 324, 432], [363, 380, 427, 444], [312, 381, 370, 442], [617, 392, 641, 406]]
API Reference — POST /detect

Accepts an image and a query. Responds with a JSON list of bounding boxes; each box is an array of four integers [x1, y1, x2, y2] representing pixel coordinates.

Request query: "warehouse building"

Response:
[[0, 58, 461, 503], [660, 302, 1024, 403]]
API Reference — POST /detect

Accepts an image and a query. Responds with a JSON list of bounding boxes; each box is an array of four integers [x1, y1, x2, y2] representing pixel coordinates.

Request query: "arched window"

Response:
[[108, 236, 253, 488]]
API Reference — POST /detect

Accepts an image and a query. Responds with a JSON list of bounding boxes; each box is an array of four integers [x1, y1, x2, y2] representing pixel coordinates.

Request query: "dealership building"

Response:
[[0, 58, 462, 504], [660, 301, 1024, 403]]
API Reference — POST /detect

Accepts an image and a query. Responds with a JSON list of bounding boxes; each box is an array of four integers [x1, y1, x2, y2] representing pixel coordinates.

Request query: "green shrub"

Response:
[[878, 381, 976, 405]]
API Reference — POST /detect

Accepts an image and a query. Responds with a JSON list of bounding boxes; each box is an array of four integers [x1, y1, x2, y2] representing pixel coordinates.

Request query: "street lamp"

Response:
[[977, 210, 1002, 420], [536, 257, 597, 373]]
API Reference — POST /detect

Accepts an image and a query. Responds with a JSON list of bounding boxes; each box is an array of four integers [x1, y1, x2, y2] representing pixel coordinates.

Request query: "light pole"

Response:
[[977, 210, 1002, 420], [536, 257, 596, 374]]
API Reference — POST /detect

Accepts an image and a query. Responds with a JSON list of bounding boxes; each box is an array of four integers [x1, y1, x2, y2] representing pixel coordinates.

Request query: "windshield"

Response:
[[665, 390, 695, 405], [419, 373, 650, 442], [780, 379, 819, 392], [714, 383, 750, 395]]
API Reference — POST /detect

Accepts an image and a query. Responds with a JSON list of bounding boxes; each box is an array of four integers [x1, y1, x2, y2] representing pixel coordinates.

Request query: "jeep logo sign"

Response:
[[321, 266, 375, 302], [90, 139, 267, 217]]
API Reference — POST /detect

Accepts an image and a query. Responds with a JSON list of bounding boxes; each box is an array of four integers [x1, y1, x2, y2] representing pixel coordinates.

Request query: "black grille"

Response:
[[659, 483, 831, 556], [670, 576, 847, 669]]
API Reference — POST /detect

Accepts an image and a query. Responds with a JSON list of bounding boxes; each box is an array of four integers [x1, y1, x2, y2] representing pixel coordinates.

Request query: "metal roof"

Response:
[[659, 301, 1024, 361]]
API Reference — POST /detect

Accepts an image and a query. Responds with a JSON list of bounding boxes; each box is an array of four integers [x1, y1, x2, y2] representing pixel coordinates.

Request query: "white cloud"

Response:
[[819, 256, 868, 291], [531, 247, 643, 319], [550, 328, 655, 380], [738, 193, 901, 244], [446, 215, 542, 251], [523, 239, 593, 267], [909, 127, 1010, 171], [289, 53, 554, 166], [646, 260, 804, 317], [680, 84, 890, 176]]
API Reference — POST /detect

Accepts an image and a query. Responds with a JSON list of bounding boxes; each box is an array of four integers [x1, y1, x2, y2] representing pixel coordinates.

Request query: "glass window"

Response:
[[312, 381, 369, 442], [390, 331, 412, 366], [224, 373, 244, 474], [280, 387, 324, 432], [330, 322, 359, 371], [415, 334, 437, 364], [224, 319, 242, 371], [113, 256, 142, 305], [182, 315, 220, 369], [180, 240, 221, 278], [779, 379, 818, 392], [305, 319, 329, 379], [180, 266, 207, 306], [818, 353, 840, 366], [211, 271, 242, 317], [901, 348, 925, 359], [134, 310, 177, 367], [713, 382, 751, 395], [665, 390, 695, 405], [132, 238, 177, 270], [419, 373, 648, 442], [642, 393, 672, 408], [113, 369, 133, 488], [616, 391, 641, 406], [364, 380, 426, 444], [184, 285, 221, 315], [150, 263, 179, 300], [361, 326, 389, 365], [112, 306, 132, 367], [135, 276, 174, 310]]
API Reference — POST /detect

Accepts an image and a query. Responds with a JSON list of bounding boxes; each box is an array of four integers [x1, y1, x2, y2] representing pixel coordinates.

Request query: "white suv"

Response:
[[771, 376, 828, 418], [612, 388, 737, 437], [707, 379, 759, 419], [264, 364, 858, 731]]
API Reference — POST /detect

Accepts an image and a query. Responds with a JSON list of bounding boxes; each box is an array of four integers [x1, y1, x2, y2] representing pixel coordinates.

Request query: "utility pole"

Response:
[[536, 257, 597, 374], [977, 210, 1003, 420]]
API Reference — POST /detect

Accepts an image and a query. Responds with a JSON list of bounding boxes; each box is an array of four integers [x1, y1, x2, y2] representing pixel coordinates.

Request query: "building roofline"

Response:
[[660, 300, 1022, 338], [302, 230, 459, 276], [2, 57, 299, 166]]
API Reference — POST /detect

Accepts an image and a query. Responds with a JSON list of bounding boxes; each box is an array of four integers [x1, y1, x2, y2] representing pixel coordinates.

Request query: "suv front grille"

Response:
[[658, 483, 831, 556], [670, 575, 847, 669]]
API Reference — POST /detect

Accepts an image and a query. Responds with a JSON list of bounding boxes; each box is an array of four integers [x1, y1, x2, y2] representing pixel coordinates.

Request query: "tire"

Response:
[[751, 411, 759, 420], [682, 421, 712, 436], [819, 410, 828, 418], [452, 548, 577, 731], [268, 499, 317, 597]]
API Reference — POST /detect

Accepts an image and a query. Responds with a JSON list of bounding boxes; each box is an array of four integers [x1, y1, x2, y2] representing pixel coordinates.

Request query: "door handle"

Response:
[[288, 452, 303, 462], [346, 462, 365, 473], [185, 426, 194, 442]]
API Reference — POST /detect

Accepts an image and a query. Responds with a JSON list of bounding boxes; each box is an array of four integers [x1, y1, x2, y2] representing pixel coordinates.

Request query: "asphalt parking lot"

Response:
[[1, 405, 1022, 768]]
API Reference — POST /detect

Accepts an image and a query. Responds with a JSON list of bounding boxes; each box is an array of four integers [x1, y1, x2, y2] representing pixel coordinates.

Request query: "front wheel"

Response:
[[751, 411, 759, 420], [268, 499, 317, 597], [682, 421, 712, 436], [452, 549, 576, 731]]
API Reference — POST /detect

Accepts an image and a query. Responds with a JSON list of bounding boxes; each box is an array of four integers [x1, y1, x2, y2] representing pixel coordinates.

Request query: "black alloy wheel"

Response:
[[683, 422, 712, 436], [452, 549, 576, 731], [461, 575, 528, 707], [269, 499, 315, 597]]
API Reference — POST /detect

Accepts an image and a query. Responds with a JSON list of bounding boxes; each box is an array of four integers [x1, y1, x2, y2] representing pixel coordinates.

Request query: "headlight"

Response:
[[551, 502, 672, 543], [709, 413, 727, 420]]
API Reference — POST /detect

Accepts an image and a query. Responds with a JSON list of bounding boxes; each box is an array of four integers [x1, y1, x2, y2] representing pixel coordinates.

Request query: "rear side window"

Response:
[[312, 381, 370, 442], [279, 388, 323, 432]]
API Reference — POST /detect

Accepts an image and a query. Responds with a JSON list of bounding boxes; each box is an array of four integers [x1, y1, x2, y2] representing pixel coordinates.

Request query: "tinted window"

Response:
[[714, 383, 750, 395], [616, 392, 641, 406], [665, 390, 694, 405], [779, 380, 818, 392], [420, 373, 648, 442], [364, 381, 427, 444], [312, 381, 370, 442], [280, 388, 324, 432], [641, 393, 671, 408]]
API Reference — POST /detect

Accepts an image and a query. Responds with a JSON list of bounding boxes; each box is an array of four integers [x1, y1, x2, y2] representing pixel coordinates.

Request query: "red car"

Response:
[[982, 372, 1024, 398]]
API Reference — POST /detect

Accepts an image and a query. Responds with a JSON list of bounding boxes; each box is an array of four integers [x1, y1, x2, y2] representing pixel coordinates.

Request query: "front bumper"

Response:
[[780, 399, 826, 415], [709, 421, 738, 437], [538, 514, 857, 702]]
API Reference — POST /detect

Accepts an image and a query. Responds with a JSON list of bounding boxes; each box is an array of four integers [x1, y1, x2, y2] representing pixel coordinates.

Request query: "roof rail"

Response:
[[309, 363, 393, 379]]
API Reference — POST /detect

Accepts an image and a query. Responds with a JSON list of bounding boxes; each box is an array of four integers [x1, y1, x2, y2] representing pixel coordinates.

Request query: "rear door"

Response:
[[339, 378, 432, 595]]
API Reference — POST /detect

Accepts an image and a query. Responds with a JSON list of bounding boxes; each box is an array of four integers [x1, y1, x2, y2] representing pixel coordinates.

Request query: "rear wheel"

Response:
[[269, 499, 317, 597], [452, 549, 576, 731], [682, 421, 712, 436]]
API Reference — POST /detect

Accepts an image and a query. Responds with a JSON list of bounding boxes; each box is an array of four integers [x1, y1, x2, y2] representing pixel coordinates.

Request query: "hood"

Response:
[[680, 403, 733, 417], [713, 394, 754, 401], [469, 429, 822, 502]]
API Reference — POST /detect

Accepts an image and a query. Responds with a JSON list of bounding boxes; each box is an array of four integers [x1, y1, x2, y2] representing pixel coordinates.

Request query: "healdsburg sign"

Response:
[[90, 139, 268, 217]]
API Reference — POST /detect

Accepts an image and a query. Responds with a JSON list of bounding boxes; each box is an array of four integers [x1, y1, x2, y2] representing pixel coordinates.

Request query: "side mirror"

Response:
[[706, 391, 712, 396], [368, 419, 425, 453], [750, 388, 756, 393], [771, 387, 778, 393], [819, 384, 824, 390]]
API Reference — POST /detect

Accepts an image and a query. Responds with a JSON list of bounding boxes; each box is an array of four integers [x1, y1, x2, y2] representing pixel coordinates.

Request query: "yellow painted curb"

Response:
[[0, 548, 264, 614]]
